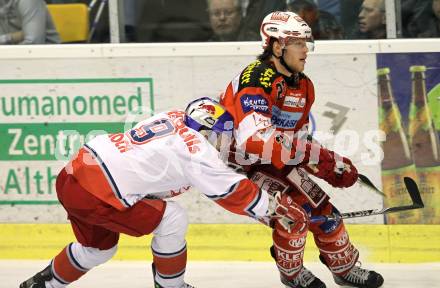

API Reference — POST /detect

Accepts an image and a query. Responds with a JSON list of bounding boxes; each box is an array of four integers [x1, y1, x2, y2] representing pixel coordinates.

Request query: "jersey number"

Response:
[[128, 118, 175, 144]]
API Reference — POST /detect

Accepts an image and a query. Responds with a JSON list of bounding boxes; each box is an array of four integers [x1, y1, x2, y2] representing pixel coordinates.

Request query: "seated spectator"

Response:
[[207, 0, 242, 41], [348, 0, 386, 39], [287, 0, 344, 39], [207, 0, 261, 41], [0, 0, 60, 44]]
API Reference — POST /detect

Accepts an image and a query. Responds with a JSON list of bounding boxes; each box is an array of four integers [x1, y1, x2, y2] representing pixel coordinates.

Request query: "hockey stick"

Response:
[[357, 174, 385, 197], [310, 177, 424, 223]]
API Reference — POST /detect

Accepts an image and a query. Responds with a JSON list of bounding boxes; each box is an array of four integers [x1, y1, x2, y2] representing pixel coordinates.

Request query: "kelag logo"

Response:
[[0, 78, 153, 204], [240, 95, 269, 114]]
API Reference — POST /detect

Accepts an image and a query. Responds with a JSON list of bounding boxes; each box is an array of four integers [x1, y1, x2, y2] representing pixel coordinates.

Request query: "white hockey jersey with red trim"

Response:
[[67, 110, 268, 219]]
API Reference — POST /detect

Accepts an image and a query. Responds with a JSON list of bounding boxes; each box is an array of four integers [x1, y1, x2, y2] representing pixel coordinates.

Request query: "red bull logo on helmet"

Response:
[[198, 102, 225, 119], [200, 104, 216, 115]]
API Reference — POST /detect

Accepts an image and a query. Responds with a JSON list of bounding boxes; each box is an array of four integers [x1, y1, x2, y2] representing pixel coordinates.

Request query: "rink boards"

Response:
[[3, 40, 440, 225]]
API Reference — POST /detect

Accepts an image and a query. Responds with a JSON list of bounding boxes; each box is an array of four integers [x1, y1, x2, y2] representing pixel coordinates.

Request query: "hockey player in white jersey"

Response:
[[20, 97, 306, 288]]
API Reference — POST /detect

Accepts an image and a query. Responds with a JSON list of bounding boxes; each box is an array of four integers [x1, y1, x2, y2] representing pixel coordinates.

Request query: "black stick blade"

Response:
[[403, 177, 424, 208], [358, 174, 385, 196]]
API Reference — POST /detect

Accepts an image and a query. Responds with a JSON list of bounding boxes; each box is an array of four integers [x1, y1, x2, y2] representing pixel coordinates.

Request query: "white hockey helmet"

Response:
[[260, 11, 314, 51]]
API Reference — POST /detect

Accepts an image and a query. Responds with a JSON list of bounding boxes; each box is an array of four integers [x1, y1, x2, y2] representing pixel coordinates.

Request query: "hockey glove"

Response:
[[304, 149, 358, 188], [268, 192, 309, 238]]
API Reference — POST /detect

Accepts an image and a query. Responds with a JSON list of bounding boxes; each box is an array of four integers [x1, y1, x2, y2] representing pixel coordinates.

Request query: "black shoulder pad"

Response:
[[238, 60, 279, 94]]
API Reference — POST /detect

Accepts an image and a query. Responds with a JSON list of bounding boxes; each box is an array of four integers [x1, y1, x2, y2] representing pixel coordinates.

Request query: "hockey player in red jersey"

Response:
[[220, 11, 384, 288], [19, 98, 307, 288]]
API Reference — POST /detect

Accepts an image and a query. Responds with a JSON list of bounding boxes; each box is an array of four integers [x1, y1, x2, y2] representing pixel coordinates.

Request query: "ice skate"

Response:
[[152, 263, 195, 288], [19, 265, 52, 288], [280, 266, 326, 288], [319, 254, 383, 288], [332, 264, 384, 288]]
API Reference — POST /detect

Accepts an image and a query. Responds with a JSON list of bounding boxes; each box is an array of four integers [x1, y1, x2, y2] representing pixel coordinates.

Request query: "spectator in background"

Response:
[[287, 0, 343, 39], [207, 0, 261, 41], [0, 0, 60, 44], [355, 0, 386, 39], [207, 0, 242, 41]]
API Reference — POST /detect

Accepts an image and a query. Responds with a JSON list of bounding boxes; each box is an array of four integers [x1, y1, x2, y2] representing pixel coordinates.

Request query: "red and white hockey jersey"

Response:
[[220, 60, 315, 169], [66, 110, 268, 219]]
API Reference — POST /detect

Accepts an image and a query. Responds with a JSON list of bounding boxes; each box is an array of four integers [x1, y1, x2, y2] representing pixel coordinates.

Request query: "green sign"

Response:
[[0, 78, 154, 205]]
